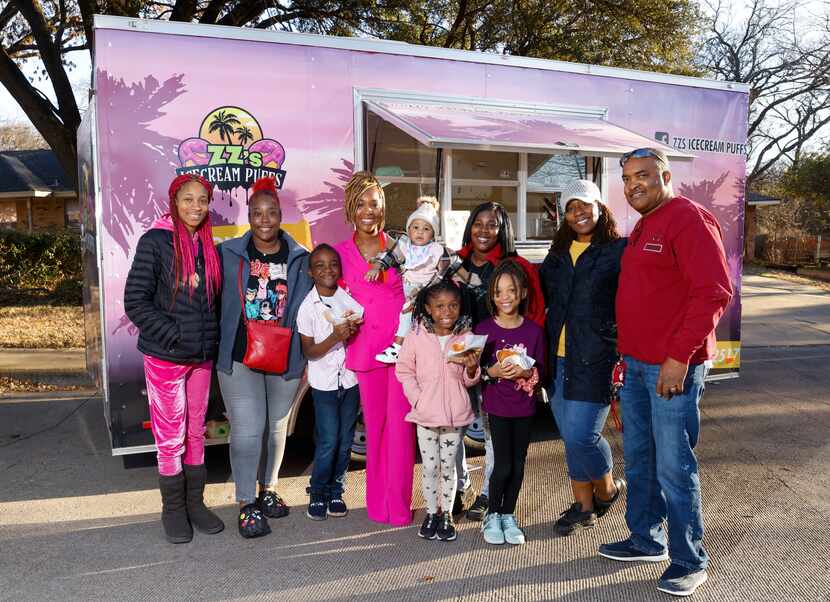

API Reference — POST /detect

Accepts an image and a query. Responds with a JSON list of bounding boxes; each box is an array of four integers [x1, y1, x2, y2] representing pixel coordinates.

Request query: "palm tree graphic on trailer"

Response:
[[209, 110, 241, 143], [235, 125, 254, 146]]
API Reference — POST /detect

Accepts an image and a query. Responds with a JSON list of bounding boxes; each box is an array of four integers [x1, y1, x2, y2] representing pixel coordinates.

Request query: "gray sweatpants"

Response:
[[218, 361, 300, 503]]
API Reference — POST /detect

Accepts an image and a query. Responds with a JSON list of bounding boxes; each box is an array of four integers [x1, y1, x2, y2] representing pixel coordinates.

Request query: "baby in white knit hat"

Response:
[[365, 196, 461, 363]]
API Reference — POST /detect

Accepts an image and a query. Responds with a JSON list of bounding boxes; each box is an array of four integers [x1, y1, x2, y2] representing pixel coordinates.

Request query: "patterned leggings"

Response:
[[417, 425, 464, 515]]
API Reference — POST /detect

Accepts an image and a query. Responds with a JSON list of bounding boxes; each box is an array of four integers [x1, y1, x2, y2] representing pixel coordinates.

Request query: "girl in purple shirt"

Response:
[[474, 260, 545, 546]]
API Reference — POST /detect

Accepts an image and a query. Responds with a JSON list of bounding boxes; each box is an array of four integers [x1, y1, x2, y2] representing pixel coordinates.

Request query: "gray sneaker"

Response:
[[657, 564, 708, 597]]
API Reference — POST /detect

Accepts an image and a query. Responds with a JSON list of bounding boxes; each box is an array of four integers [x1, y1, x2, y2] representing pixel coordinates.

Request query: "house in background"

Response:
[[0, 150, 78, 232]]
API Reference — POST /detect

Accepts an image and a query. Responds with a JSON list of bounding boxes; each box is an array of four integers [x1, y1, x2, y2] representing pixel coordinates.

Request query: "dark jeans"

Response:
[[620, 356, 709, 571], [487, 414, 533, 515], [308, 385, 360, 498]]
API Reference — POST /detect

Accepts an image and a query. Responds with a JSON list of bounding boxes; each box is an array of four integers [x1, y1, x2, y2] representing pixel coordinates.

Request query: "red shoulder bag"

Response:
[[238, 257, 292, 374]]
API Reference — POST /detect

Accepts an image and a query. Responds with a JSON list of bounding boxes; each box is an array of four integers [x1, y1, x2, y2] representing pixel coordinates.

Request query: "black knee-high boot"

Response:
[[183, 464, 225, 534], [159, 472, 193, 543]]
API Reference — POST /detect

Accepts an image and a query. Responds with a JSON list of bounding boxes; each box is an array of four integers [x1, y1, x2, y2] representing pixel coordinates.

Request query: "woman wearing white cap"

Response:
[[539, 179, 627, 537]]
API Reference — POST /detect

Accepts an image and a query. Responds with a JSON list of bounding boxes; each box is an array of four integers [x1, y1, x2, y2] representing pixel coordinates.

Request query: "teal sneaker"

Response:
[[482, 512, 505, 545], [500, 513, 526, 545]]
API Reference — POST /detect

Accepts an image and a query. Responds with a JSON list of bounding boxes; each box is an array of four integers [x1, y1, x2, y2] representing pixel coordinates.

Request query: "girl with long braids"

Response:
[[124, 173, 224, 544], [334, 171, 415, 526]]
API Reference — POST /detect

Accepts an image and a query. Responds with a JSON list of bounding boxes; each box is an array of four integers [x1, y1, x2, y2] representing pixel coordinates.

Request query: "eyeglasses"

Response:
[[619, 148, 664, 168]]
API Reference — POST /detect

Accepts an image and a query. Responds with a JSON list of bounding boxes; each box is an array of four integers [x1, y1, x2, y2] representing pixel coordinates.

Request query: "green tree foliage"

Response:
[[362, 0, 701, 74], [783, 152, 830, 236]]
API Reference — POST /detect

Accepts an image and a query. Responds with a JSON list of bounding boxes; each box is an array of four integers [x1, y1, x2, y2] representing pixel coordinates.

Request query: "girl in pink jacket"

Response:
[[396, 280, 481, 542]]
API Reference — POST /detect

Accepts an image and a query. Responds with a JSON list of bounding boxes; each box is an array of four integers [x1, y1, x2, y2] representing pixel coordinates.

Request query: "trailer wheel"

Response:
[[464, 416, 486, 451], [351, 411, 367, 463]]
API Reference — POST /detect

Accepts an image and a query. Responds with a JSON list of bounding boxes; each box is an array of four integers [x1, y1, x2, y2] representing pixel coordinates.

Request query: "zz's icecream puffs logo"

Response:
[[176, 106, 286, 191]]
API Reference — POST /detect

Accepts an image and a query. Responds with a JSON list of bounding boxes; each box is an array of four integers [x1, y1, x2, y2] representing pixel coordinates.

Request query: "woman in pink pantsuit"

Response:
[[335, 171, 415, 526]]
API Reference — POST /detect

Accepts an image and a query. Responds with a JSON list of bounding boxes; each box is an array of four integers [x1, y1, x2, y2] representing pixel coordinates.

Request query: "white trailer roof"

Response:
[[93, 15, 750, 94]]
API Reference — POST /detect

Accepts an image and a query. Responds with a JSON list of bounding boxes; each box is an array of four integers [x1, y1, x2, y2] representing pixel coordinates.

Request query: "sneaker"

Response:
[[258, 489, 289, 519], [452, 485, 476, 516], [418, 513, 440, 539], [465, 494, 488, 522], [327, 497, 348, 517], [306, 493, 327, 521], [554, 502, 597, 536], [657, 564, 708, 597], [599, 538, 669, 562], [375, 343, 401, 364], [482, 512, 505, 545], [237, 503, 271, 539], [500, 514, 526, 545], [436, 512, 457, 541], [594, 478, 627, 518]]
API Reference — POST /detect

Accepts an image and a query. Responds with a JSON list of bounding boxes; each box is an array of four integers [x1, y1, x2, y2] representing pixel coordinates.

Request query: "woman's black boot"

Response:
[[183, 463, 225, 534], [159, 472, 193, 543]]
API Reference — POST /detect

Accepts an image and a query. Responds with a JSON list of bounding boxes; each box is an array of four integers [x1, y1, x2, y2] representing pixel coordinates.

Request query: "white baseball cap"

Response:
[[559, 179, 603, 213]]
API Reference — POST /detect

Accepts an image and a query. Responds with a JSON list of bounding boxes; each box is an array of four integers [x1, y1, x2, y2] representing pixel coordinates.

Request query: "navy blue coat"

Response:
[[540, 238, 626, 403]]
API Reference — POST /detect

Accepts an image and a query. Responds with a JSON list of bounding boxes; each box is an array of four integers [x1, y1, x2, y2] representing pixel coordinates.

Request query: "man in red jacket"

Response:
[[598, 148, 733, 597]]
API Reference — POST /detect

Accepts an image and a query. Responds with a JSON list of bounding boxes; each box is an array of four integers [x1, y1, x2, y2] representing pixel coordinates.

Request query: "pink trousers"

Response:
[[143, 355, 212, 476], [356, 366, 415, 526]]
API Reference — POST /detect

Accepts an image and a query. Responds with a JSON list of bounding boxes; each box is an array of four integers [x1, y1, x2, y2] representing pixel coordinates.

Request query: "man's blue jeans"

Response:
[[308, 385, 360, 498], [620, 356, 709, 571]]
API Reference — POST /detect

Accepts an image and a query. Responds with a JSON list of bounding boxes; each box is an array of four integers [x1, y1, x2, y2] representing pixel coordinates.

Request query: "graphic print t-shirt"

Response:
[[232, 236, 289, 363]]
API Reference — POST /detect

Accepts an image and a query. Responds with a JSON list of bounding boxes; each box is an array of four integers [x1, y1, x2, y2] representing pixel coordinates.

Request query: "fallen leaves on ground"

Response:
[[0, 305, 84, 348], [0, 376, 85, 395]]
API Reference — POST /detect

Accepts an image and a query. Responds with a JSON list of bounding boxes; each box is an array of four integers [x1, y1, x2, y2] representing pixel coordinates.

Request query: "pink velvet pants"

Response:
[[356, 365, 415, 526], [143, 355, 212, 476]]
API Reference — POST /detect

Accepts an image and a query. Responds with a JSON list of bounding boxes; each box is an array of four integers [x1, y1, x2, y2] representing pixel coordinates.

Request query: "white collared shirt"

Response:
[[296, 287, 360, 391]]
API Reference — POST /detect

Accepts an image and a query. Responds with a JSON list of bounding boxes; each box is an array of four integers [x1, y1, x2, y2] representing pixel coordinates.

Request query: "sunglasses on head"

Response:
[[619, 148, 664, 168]]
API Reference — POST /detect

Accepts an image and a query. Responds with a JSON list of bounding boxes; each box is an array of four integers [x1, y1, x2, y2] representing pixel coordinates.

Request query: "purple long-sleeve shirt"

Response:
[[475, 317, 546, 418]]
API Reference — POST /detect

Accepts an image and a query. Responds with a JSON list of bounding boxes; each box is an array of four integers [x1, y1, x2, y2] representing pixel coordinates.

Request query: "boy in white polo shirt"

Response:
[[297, 244, 364, 521]]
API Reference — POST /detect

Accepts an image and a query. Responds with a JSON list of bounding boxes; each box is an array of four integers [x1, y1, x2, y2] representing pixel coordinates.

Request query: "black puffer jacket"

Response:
[[124, 228, 219, 363], [540, 238, 626, 403]]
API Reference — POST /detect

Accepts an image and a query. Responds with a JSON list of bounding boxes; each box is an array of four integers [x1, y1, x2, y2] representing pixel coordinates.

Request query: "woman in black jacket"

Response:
[[124, 173, 224, 544], [539, 179, 627, 537]]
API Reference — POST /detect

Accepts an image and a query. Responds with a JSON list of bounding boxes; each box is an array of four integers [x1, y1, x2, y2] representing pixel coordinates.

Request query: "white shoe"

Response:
[[375, 343, 401, 364], [500, 513, 526, 545]]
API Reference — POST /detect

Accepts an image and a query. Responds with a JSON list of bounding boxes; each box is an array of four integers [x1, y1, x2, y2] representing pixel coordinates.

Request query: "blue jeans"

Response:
[[308, 385, 360, 498], [620, 356, 709, 571], [549, 359, 613, 482]]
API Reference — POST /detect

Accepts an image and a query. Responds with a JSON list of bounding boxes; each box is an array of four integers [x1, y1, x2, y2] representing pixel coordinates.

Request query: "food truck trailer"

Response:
[[79, 15, 749, 456]]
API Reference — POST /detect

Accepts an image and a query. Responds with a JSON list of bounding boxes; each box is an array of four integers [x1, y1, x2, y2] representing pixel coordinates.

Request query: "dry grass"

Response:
[[744, 263, 830, 292], [0, 305, 84, 348]]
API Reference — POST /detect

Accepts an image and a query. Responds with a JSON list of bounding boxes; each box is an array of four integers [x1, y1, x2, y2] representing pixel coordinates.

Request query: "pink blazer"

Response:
[[335, 237, 405, 372], [396, 328, 480, 428]]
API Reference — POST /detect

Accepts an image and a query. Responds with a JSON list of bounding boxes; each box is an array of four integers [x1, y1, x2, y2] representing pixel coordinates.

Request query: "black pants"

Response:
[[488, 414, 533, 515]]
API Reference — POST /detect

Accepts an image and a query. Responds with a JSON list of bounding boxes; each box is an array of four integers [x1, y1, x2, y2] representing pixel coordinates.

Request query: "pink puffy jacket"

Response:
[[395, 328, 480, 428]]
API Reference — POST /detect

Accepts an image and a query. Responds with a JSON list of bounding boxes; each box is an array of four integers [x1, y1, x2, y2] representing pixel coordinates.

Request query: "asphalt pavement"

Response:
[[1, 273, 829, 601]]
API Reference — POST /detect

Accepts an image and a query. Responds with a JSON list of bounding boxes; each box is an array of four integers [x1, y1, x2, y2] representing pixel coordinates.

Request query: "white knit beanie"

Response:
[[559, 179, 603, 212], [406, 196, 440, 234]]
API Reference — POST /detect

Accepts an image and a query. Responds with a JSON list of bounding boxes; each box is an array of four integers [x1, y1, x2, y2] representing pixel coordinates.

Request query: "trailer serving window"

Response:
[[357, 91, 688, 245]]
